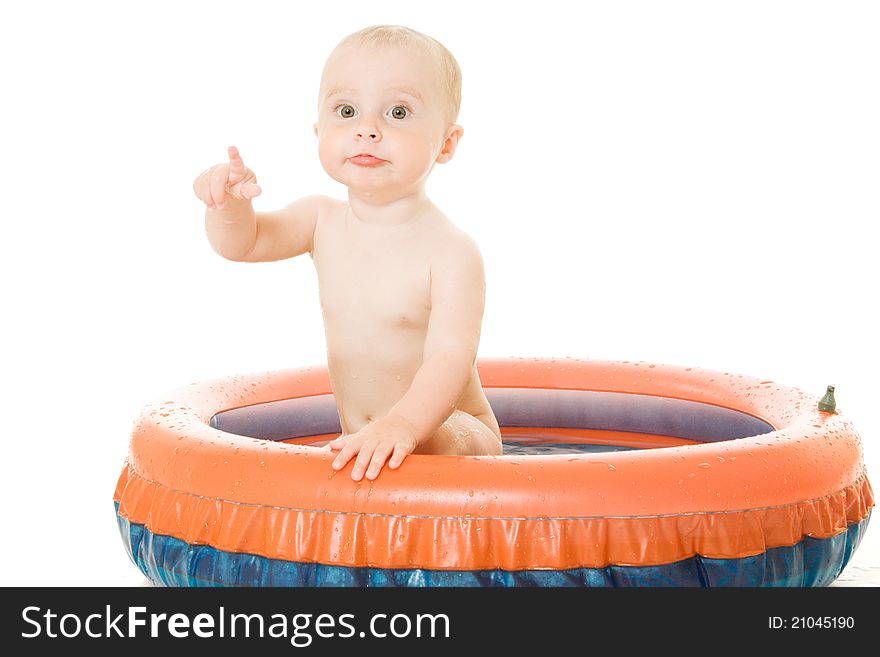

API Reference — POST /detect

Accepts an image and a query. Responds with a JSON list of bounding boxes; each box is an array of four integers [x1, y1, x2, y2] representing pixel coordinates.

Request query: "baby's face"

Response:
[[314, 45, 461, 201]]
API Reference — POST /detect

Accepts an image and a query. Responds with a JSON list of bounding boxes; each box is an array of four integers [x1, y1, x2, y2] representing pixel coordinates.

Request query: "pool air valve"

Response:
[[818, 385, 837, 414]]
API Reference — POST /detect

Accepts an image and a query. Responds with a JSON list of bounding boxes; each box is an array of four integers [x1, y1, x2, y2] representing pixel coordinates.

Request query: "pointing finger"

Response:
[[228, 145, 247, 179]]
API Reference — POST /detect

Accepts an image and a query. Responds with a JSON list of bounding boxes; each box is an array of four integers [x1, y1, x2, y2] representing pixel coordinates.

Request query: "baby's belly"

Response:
[[325, 324, 426, 432]]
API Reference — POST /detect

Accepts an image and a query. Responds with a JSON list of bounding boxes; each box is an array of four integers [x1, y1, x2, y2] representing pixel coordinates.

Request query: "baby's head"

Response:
[[314, 25, 464, 199], [318, 25, 461, 129]]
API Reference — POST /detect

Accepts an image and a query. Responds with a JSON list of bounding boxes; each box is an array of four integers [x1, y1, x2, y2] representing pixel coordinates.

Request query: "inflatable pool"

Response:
[[113, 358, 873, 586]]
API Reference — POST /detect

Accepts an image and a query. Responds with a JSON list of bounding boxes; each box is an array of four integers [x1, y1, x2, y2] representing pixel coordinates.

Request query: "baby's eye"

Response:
[[388, 105, 409, 120], [335, 104, 356, 119]]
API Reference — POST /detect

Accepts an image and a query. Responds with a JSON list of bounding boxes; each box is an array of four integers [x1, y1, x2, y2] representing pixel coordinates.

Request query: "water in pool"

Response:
[[501, 436, 637, 455], [303, 435, 637, 455]]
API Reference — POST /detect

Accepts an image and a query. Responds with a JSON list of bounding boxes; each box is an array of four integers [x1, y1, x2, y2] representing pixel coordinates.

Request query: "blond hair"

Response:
[[318, 24, 462, 126]]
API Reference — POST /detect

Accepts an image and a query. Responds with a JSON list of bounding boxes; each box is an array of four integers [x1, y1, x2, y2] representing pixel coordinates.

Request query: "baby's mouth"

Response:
[[349, 154, 388, 167]]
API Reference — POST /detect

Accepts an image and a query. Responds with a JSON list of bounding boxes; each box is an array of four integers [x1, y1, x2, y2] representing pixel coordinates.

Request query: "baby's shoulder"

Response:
[[425, 213, 485, 273], [428, 213, 482, 254], [316, 196, 346, 222]]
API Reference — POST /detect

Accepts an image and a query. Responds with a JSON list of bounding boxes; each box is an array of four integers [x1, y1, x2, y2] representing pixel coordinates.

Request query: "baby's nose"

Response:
[[355, 128, 380, 141], [354, 115, 381, 141]]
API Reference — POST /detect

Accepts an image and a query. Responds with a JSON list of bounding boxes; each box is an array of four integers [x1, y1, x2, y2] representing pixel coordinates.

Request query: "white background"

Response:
[[1, 1, 877, 586]]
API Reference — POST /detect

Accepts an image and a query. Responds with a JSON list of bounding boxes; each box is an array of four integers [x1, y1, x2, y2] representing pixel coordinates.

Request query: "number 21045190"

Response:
[[769, 616, 854, 629]]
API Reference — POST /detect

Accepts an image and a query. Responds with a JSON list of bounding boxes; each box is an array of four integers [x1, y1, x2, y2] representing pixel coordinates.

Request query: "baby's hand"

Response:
[[193, 145, 262, 210], [329, 414, 419, 481]]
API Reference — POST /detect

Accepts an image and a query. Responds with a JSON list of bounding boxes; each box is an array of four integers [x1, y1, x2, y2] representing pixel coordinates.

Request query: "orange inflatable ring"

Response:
[[113, 358, 873, 586]]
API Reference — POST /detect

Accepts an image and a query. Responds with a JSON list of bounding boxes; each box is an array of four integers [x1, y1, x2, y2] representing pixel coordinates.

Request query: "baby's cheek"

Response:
[[316, 140, 334, 168], [316, 134, 344, 164]]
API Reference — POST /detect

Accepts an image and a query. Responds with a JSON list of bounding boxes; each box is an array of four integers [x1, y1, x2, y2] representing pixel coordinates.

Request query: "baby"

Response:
[[193, 25, 502, 481]]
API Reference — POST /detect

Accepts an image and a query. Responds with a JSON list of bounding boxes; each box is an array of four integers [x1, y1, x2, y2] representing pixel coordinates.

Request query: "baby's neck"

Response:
[[347, 190, 432, 227]]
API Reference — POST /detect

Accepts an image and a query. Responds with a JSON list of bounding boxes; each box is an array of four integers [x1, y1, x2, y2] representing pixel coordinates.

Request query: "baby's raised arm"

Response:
[[195, 146, 327, 262]]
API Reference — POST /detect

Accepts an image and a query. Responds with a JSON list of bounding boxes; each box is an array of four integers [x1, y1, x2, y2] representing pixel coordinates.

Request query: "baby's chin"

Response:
[[326, 162, 434, 199], [332, 166, 397, 189]]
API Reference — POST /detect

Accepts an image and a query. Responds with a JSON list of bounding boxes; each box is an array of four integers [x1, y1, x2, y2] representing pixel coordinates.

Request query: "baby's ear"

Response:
[[313, 122, 319, 138], [437, 124, 464, 164]]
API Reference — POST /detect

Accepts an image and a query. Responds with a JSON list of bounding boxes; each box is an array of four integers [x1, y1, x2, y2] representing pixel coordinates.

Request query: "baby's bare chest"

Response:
[[313, 230, 433, 329]]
